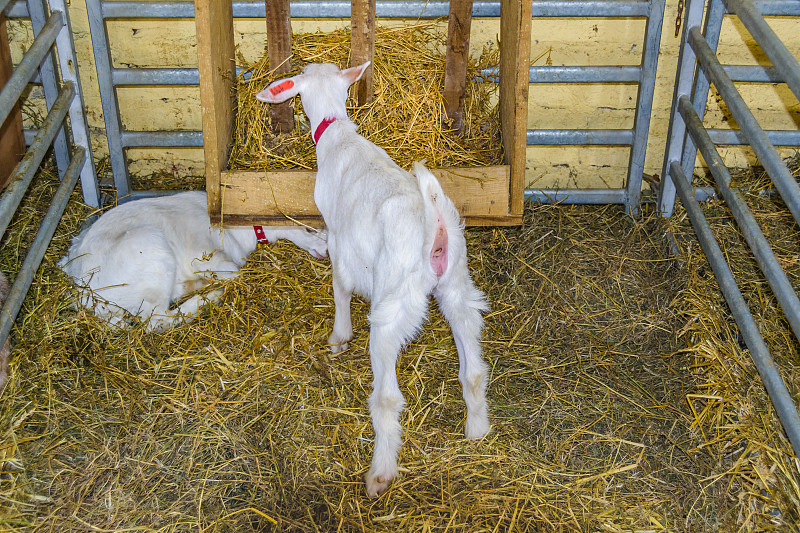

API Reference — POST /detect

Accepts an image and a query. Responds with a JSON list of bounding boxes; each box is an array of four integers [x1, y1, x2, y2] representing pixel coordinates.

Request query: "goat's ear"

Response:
[[341, 61, 371, 85], [256, 76, 301, 103]]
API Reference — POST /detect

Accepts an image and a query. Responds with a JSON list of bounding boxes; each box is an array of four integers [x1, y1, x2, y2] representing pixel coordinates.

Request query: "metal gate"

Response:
[[0, 0, 99, 357], [84, 0, 666, 214], [659, 0, 800, 455]]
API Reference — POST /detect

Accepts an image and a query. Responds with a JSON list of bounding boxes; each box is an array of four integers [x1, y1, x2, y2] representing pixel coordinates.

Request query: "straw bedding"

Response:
[[228, 23, 502, 172], [1, 24, 799, 533]]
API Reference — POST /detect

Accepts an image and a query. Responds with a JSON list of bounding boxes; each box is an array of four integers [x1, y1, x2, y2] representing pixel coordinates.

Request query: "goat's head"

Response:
[[256, 62, 370, 126]]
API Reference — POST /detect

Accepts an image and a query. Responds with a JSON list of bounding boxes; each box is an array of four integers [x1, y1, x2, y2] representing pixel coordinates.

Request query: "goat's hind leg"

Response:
[[434, 269, 491, 439], [365, 294, 427, 497]]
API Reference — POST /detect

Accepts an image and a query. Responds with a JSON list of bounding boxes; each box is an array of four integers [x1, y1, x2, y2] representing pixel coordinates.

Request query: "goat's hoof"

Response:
[[328, 333, 352, 354], [329, 341, 349, 354], [366, 469, 395, 498], [465, 414, 490, 440]]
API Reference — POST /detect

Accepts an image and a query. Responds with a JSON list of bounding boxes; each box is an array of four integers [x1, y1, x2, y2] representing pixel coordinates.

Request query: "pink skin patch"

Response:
[[430, 215, 448, 277], [269, 79, 294, 96]]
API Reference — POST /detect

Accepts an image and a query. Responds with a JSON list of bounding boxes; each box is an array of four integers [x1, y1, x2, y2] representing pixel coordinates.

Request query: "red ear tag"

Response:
[[269, 79, 294, 96]]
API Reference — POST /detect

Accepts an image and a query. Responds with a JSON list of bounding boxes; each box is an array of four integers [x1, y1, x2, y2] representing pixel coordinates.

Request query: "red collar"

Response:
[[253, 226, 270, 244], [313, 118, 336, 144]]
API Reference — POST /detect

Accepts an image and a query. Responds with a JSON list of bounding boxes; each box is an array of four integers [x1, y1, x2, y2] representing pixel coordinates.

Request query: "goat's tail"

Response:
[[412, 161, 461, 278]]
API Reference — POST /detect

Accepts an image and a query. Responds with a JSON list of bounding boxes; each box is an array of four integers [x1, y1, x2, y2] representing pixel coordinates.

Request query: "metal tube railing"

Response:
[[0, 149, 87, 350], [723, 0, 800, 101], [679, 94, 800, 345], [26, 0, 71, 176], [0, 82, 74, 237], [121, 131, 204, 148], [669, 160, 800, 456], [689, 26, 800, 224], [527, 130, 635, 146], [0, 10, 62, 126], [707, 129, 800, 145]]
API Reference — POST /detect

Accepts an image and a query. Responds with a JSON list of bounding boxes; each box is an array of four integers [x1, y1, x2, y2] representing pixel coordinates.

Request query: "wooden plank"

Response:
[[350, 0, 376, 105], [219, 213, 522, 228], [215, 166, 513, 226], [499, 0, 532, 217], [443, 1, 473, 132], [266, 0, 294, 133], [195, 0, 236, 221], [0, 13, 25, 190]]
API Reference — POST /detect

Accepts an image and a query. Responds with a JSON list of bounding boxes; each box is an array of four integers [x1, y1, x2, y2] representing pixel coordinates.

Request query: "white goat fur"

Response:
[[60, 191, 327, 331], [257, 62, 490, 497]]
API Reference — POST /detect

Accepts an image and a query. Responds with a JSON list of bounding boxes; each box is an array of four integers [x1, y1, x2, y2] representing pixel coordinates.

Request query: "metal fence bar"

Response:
[[658, 0, 705, 216], [626, 0, 666, 212], [480, 66, 643, 84], [0, 81, 73, 237], [86, 0, 130, 197], [528, 66, 642, 84], [708, 129, 800, 145], [0, 10, 61, 126], [95, 1, 659, 20], [680, 94, 800, 344], [723, 0, 800, 101], [112, 67, 199, 86], [689, 26, 800, 224], [669, 160, 800, 457], [679, 0, 726, 190], [724, 64, 784, 82], [527, 129, 635, 146], [51, 0, 100, 207], [25, 0, 70, 176], [0, 149, 86, 352], [121, 131, 204, 148]]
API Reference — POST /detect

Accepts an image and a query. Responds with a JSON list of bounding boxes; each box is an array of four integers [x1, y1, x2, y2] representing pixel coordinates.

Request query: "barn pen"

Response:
[[1, 0, 800, 530]]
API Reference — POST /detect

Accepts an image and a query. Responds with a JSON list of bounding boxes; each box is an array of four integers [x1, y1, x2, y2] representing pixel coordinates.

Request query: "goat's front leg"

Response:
[[328, 273, 353, 353]]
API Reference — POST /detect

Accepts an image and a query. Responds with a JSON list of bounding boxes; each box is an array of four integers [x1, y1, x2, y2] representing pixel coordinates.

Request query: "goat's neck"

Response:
[[309, 112, 350, 135], [302, 95, 350, 138]]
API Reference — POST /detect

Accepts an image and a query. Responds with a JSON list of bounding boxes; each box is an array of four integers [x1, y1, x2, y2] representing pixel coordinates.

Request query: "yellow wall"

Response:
[[6, 1, 800, 190]]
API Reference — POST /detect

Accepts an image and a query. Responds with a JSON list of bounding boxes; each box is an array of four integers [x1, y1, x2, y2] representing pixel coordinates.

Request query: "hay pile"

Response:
[[2, 157, 765, 531], [666, 154, 800, 530], [228, 22, 502, 172]]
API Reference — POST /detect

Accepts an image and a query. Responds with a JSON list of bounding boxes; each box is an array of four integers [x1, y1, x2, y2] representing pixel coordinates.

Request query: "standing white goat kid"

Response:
[[60, 190, 327, 331], [257, 62, 490, 497]]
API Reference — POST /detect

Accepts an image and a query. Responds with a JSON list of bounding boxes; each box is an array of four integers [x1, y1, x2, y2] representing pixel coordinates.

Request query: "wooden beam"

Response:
[[0, 13, 25, 190], [443, 1, 473, 132], [350, 0, 376, 105], [499, 0, 532, 217], [195, 0, 237, 221], [216, 166, 513, 226], [266, 0, 294, 133]]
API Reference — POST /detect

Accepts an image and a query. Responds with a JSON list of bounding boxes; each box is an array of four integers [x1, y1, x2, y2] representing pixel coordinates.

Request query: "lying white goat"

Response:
[[60, 190, 327, 331], [257, 62, 490, 497]]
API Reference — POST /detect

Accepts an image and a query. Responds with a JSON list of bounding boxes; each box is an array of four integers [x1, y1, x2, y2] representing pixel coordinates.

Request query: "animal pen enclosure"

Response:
[[1, 0, 800, 531]]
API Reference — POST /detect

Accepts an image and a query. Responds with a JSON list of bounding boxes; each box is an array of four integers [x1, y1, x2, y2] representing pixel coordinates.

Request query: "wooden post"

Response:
[[0, 13, 25, 189], [266, 0, 294, 133], [443, 1, 473, 132], [500, 0, 531, 217], [350, 0, 375, 105], [195, 0, 236, 220]]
